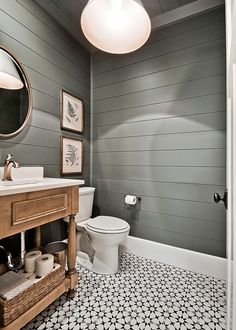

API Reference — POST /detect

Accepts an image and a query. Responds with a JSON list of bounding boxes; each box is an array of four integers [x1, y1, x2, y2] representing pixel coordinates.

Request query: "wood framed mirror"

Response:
[[0, 46, 32, 139]]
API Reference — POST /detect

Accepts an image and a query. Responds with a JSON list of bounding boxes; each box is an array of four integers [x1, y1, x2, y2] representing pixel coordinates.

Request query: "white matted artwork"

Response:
[[61, 136, 83, 175], [61, 90, 83, 133]]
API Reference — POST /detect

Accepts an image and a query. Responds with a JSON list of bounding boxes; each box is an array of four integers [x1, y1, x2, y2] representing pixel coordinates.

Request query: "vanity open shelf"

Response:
[[0, 178, 84, 330]]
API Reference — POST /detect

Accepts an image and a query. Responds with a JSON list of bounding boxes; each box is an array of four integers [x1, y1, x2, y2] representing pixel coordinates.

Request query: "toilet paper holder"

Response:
[[124, 195, 141, 200], [124, 195, 142, 206]]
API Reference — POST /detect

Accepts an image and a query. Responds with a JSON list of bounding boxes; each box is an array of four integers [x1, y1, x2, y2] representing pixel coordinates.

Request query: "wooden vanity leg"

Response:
[[67, 214, 78, 298], [34, 226, 41, 249]]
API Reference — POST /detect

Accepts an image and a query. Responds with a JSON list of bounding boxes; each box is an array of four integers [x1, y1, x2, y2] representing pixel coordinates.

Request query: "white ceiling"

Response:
[[35, 0, 199, 52]]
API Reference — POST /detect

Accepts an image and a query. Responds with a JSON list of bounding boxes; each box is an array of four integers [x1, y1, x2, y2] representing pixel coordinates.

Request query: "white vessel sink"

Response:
[[0, 166, 44, 182]]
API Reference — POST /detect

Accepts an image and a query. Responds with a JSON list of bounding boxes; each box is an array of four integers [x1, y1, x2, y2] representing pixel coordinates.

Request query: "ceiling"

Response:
[[35, 0, 200, 52]]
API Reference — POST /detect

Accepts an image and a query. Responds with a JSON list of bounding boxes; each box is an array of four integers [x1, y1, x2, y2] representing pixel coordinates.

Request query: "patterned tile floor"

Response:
[[24, 252, 227, 330]]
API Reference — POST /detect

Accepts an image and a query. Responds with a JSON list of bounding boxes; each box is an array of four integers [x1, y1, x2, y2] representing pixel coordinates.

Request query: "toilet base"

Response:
[[77, 251, 93, 271], [77, 246, 120, 275], [92, 245, 119, 275]]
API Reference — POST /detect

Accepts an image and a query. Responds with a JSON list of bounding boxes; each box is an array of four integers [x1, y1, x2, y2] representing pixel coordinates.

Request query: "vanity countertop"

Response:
[[0, 178, 84, 196]]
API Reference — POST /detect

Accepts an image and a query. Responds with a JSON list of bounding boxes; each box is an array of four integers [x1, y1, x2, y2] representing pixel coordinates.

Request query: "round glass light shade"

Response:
[[0, 49, 24, 90], [81, 0, 151, 54]]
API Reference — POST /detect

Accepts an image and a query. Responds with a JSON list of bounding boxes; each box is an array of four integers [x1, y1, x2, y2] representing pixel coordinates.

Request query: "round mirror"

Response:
[[0, 46, 32, 139]]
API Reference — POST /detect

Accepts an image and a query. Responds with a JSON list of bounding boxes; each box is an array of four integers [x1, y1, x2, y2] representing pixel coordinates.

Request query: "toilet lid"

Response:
[[86, 216, 129, 233]]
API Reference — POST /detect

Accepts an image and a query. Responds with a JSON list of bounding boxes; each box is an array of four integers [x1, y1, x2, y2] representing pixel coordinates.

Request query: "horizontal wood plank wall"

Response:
[[0, 0, 90, 245], [92, 8, 226, 257], [0, 0, 90, 180]]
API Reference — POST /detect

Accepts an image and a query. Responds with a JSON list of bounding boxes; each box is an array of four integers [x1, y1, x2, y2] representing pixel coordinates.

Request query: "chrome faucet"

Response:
[[2, 154, 20, 181]]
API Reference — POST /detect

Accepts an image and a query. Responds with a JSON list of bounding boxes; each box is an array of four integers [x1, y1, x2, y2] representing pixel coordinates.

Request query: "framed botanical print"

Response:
[[60, 90, 83, 134], [61, 136, 83, 175]]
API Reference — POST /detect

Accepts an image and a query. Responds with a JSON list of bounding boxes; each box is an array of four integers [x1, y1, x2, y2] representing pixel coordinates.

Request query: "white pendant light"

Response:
[[81, 0, 151, 54], [0, 49, 24, 90]]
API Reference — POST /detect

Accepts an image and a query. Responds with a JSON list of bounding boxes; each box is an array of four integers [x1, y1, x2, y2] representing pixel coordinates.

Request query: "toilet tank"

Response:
[[75, 187, 95, 223]]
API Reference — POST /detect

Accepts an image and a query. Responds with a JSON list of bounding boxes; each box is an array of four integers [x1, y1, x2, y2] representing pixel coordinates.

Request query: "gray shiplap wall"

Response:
[[0, 0, 90, 245], [92, 8, 226, 257]]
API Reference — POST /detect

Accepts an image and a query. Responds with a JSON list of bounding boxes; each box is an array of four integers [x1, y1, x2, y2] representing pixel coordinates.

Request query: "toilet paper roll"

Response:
[[24, 250, 42, 273], [125, 195, 137, 206], [35, 254, 54, 278], [28, 263, 61, 283]]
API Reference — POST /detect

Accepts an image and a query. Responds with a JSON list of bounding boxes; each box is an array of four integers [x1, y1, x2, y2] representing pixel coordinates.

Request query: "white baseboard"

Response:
[[121, 236, 227, 280]]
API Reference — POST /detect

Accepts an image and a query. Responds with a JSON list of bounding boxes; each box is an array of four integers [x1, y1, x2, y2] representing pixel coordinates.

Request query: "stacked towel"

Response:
[[0, 263, 61, 301], [0, 271, 32, 301]]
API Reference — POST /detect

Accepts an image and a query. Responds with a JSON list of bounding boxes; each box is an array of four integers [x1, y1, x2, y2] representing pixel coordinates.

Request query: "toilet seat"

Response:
[[86, 216, 130, 234]]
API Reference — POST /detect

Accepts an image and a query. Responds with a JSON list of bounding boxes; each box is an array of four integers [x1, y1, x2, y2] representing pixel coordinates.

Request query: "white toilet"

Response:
[[71, 187, 130, 275]]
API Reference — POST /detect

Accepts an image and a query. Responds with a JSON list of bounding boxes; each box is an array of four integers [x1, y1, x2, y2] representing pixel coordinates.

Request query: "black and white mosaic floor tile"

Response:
[[23, 252, 227, 330]]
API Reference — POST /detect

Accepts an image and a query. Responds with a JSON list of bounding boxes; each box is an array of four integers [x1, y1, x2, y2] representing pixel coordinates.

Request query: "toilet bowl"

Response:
[[65, 187, 130, 275]]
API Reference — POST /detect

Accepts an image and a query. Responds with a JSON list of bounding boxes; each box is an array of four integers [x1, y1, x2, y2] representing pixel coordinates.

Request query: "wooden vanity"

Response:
[[0, 178, 83, 330]]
